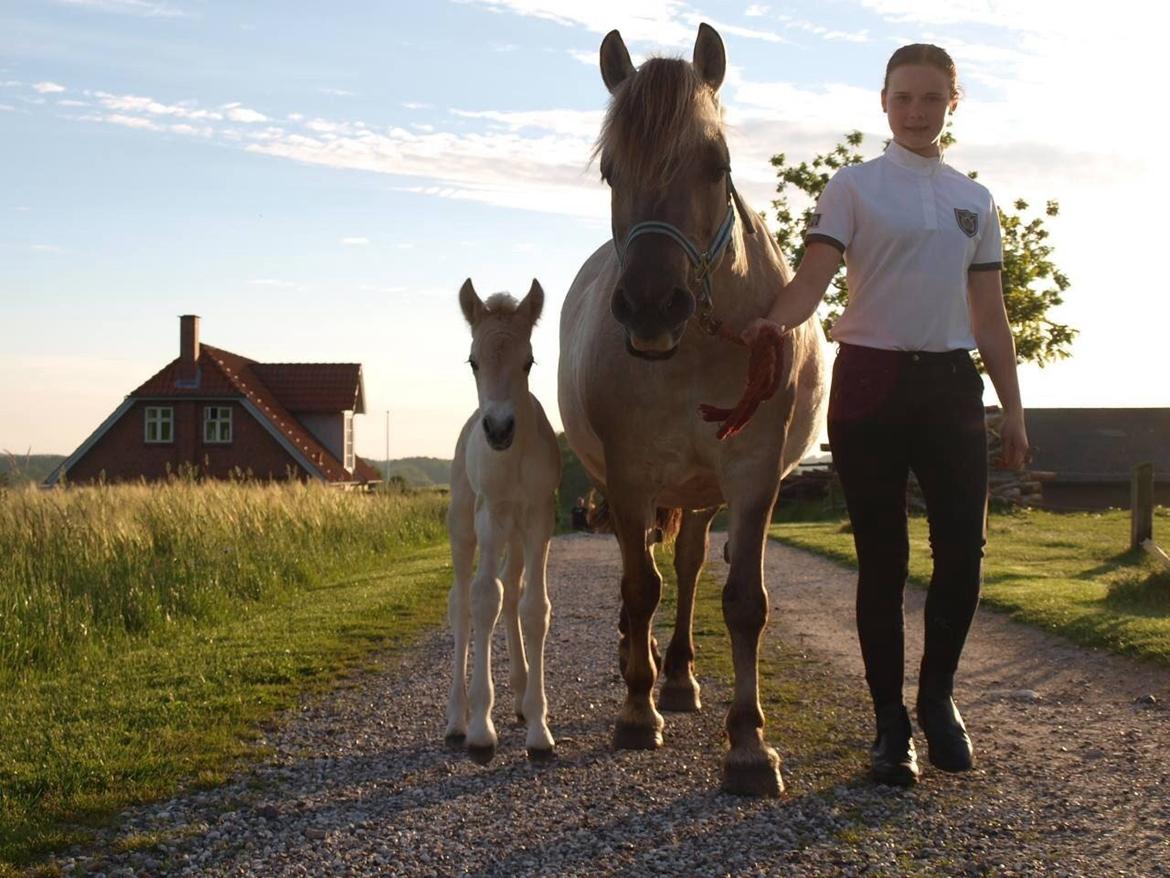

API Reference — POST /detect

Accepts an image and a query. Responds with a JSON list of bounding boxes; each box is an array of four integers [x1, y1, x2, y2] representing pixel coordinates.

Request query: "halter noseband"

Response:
[[613, 175, 748, 336]]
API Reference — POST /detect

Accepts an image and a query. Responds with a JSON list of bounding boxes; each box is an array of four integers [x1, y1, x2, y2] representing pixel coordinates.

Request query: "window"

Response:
[[144, 406, 174, 444], [344, 412, 355, 472], [203, 405, 232, 444]]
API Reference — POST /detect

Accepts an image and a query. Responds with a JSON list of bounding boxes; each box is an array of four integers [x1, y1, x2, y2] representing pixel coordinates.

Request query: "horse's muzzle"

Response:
[[625, 333, 680, 360]]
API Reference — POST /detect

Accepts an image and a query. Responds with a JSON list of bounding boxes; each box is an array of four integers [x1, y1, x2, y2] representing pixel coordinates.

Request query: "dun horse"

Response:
[[557, 25, 827, 795], [446, 279, 561, 762]]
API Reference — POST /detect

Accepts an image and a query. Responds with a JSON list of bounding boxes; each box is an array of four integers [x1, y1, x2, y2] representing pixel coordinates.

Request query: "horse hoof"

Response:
[[658, 683, 701, 713], [613, 720, 663, 750], [720, 748, 784, 797], [444, 732, 466, 750], [527, 746, 556, 763], [467, 743, 497, 766]]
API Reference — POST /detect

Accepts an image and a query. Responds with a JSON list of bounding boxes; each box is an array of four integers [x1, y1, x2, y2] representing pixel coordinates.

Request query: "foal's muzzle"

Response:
[[482, 414, 515, 450]]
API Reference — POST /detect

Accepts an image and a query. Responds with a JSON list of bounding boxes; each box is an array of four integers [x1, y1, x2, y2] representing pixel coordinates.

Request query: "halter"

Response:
[[613, 175, 745, 336]]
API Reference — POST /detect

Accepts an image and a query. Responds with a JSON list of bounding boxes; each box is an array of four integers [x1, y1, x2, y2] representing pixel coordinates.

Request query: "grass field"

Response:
[[769, 507, 1170, 665], [0, 482, 452, 873]]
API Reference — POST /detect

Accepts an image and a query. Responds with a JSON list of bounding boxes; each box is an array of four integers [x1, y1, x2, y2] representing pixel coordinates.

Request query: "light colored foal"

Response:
[[445, 278, 562, 763]]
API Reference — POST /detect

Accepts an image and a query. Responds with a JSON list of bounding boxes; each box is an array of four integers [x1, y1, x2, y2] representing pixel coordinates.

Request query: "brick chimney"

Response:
[[178, 314, 200, 386]]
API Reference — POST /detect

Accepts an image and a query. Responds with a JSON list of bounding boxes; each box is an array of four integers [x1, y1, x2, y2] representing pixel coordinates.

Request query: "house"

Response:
[[46, 315, 382, 486], [1027, 408, 1170, 509]]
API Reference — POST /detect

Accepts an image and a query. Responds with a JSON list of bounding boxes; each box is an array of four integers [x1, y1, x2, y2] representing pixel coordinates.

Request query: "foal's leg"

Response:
[[721, 486, 783, 796], [519, 497, 556, 758], [500, 536, 528, 722], [610, 492, 665, 750], [659, 506, 718, 712], [466, 499, 510, 764], [444, 468, 476, 746]]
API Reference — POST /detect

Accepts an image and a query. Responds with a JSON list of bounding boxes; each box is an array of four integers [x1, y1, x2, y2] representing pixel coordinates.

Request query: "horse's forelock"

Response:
[[482, 292, 521, 314], [596, 57, 721, 188]]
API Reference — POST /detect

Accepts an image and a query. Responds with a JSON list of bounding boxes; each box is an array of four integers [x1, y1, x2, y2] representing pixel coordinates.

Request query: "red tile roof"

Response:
[[129, 344, 361, 483], [252, 363, 364, 413]]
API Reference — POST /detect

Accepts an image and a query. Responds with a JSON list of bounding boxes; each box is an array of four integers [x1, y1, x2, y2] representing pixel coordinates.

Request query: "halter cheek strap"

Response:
[[613, 175, 750, 336]]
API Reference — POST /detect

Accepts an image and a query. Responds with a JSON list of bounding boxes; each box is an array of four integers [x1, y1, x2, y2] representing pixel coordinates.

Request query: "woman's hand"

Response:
[[740, 317, 787, 348], [998, 409, 1030, 470]]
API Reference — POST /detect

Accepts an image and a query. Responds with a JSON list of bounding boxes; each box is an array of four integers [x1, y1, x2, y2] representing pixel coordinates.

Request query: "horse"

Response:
[[446, 278, 562, 763], [556, 24, 827, 795]]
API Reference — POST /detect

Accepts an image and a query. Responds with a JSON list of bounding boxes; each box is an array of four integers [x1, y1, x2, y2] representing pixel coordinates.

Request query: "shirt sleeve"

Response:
[[970, 192, 1003, 271], [804, 169, 852, 254]]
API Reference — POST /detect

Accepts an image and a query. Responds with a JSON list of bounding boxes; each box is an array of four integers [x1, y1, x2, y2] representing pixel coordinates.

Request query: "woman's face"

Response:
[[881, 63, 957, 157]]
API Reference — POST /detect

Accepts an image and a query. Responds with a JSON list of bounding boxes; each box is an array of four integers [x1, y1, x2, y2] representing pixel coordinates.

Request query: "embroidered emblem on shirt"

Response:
[[954, 208, 978, 238], [808, 213, 822, 228]]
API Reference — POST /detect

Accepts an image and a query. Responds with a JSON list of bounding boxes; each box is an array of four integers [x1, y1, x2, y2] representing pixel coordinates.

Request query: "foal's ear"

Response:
[[458, 278, 484, 328], [520, 279, 544, 326], [693, 23, 726, 93], [600, 29, 636, 94]]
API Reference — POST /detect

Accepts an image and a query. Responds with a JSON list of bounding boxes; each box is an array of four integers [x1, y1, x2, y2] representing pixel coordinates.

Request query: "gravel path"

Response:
[[59, 533, 1170, 877]]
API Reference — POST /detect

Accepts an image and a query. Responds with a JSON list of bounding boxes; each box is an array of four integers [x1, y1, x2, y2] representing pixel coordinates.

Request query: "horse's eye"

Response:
[[523, 357, 535, 373], [468, 357, 479, 373]]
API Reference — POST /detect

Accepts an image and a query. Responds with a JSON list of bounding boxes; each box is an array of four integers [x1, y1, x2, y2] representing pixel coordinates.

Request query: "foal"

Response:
[[446, 278, 561, 762]]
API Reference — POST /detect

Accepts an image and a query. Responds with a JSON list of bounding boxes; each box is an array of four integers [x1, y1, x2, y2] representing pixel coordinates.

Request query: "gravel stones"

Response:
[[50, 533, 1170, 877]]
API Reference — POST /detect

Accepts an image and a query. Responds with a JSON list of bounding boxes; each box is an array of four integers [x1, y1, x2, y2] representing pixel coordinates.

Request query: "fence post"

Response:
[[1130, 462, 1154, 550]]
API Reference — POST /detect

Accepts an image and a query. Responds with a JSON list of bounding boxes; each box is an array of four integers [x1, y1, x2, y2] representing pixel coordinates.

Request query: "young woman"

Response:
[[744, 44, 1029, 786]]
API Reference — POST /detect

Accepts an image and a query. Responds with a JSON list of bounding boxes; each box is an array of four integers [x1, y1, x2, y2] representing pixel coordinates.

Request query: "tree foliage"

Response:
[[770, 130, 1076, 369]]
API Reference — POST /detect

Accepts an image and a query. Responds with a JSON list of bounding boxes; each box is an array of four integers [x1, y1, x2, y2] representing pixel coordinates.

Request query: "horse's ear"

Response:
[[521, 279, 544, 326], [600, 29, 635, 94], [693, 23, 725, 93], [459, 278, 483, 328]]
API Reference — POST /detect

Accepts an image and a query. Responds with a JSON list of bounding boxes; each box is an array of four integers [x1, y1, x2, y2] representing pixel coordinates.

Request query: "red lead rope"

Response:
[[697, 322, 788, 440]]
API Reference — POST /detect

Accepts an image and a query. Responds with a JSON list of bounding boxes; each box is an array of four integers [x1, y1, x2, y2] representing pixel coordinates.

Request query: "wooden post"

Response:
[[1130, 462, 1154, 550]]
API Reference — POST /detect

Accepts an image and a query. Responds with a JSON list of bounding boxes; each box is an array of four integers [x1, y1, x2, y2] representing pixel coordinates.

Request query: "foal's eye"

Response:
[[523, 357, 535, 373], [468, 357, 479, 373]]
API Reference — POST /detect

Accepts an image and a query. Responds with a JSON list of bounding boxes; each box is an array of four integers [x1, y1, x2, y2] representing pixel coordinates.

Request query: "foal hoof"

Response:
[[444, 732, 466, 750], [613, 720, 663, 751], [658, 682, 702, 713], [527, 746, 556, 763], [467, 743, 497, 766], [720, 747, 784, 798]]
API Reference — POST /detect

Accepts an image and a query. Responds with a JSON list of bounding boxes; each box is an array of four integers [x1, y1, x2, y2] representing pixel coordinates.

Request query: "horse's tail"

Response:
[[586, 491, 682, 545]]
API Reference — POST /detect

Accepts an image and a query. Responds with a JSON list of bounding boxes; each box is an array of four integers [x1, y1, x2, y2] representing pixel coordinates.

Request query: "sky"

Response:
[[0, 0, 1160, 461]]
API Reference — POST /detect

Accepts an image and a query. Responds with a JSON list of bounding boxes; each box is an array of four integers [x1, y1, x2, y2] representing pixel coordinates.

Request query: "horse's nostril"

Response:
[[611, 286, 634, 322], [664, 286, 694, 324]]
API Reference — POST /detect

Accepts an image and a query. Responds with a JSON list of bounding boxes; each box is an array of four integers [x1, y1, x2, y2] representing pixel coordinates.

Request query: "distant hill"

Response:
[[0, 453, 66, 486], [368, 457, 452, 488]]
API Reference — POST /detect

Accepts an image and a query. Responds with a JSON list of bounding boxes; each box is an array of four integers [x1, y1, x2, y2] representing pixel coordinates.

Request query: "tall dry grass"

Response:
[[0, 481, 447, 675]]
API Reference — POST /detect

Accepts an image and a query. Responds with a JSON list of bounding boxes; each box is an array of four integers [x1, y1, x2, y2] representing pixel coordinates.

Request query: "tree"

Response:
[[770, 131, 1076, 370]]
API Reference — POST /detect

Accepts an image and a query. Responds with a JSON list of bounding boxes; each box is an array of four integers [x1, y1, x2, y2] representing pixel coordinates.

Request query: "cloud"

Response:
[[249, 278, 301, 288], [54, 0, 191, 17], [0, 104, 14, 112], [56, 99, 89, 107], [319, 88, 355, 97], [29, 244, 65, 253], [402, 101, 432, 110], [340, 237, 370, 246], [450, 107, 603, 138], [222, 102, 268, 123], [33, 82, 66, 94], [745, 4, 769, 15]]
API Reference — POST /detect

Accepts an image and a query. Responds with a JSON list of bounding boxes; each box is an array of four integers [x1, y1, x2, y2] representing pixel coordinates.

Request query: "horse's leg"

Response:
[[444, 472, 475, 746], [466, 498, 509, 764], [721, 481, 784, 796], [659, 506, 718, 712], [499, 536, 528, 723], [519, 497, 556, 758], [610, 491, 664, 750]]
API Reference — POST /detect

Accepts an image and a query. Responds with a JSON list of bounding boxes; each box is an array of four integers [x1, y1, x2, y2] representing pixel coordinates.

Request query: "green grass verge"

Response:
[[0, 542, 452, 874], [768, 508, 1170, 665]]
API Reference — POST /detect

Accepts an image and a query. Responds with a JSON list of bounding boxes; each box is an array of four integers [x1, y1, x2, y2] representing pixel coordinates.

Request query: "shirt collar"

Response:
[[883, 139, 945, 176]]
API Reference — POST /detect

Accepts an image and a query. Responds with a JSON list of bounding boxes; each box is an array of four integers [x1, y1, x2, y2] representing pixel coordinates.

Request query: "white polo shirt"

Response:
[[806, 140, 1003, 352]]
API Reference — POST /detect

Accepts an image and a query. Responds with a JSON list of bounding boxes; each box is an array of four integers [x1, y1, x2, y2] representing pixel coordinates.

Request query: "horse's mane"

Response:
[[482, 292, 520, 314], [595, 57, 722, 188]]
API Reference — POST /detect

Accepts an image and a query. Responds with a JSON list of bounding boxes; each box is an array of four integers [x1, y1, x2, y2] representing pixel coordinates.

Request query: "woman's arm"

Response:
[[741, 240, 842, 344], [968, 268, 1029, 469]]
